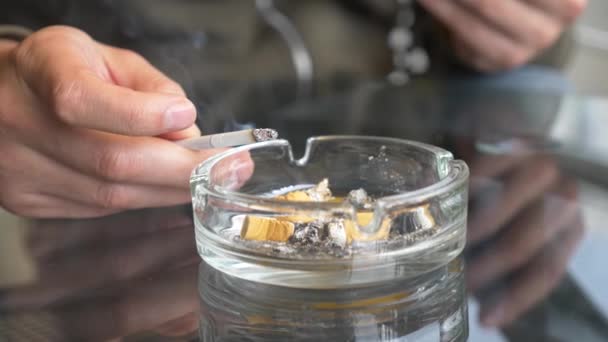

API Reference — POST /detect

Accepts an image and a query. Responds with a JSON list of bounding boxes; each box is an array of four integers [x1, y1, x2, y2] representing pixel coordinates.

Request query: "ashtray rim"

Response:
[[190, 135, 469, 214]]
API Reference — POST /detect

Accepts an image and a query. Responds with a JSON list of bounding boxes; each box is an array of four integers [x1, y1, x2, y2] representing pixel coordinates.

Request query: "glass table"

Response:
[[2, 69, 608, 341]]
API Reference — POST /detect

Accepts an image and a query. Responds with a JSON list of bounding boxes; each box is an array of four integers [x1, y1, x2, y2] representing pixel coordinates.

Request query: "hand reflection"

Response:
[[461, 144, 584, 328], [0, 206, 200, 341]]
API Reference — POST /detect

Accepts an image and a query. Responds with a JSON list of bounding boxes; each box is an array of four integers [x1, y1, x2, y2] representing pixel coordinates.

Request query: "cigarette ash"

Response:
[[347, 188, 373, 210], [235, 179, 367, 258], [235, 178, 438, 259], [284, 180, 350, 252], [252, 128, 279, 142], [305, 178, 333, 201]]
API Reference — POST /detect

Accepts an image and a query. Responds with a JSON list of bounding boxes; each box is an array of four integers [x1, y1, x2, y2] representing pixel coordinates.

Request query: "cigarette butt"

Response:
[[278, 214, 316, 223], [355, 212, 374, 226], [240, 216, 295, 242], [276, 191, 312, 201], [274, 191, 316, 222], [413, 204, 435, 229], [345, 204, 435, 243], [345, 215, 391, 243], [344, 211, 386, 243]]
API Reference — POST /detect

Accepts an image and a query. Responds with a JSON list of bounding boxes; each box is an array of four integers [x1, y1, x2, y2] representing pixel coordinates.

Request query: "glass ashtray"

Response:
[[191, 136, 469, 288]]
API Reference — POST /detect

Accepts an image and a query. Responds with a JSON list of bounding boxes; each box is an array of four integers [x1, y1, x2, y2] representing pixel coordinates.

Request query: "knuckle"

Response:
[[10, 26, 90, 71], [122, 102, 151, 132], [94, 148, 138, 181], [38, 25, 89, 37], [50, 76, 85, 124], [36, 25, 93, 46], [9, 39, 36, 77], [95, 183, 131, 209]]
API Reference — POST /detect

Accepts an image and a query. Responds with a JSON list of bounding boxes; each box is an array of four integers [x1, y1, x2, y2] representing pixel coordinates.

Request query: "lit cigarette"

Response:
[[177, 128, 279, 150]]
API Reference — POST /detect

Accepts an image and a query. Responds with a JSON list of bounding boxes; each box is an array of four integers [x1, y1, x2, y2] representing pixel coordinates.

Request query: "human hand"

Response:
[[0, 26, 250, 218], [461, 146, 584, 328], [418, 0, 587, 71], [0, 207, 200, 341]]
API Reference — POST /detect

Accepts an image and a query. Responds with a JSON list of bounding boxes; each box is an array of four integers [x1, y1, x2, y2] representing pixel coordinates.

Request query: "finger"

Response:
[[1, 227, 196, 311], [59, 179, 192, 213], [467, 157, 560, 244], [22, 146, 194, 210], [467, 180, 579, 291], [159, 124, 202, 141], [37, 128, 229, 187], [419, 0, 531, 70], [1, 142, 197, 215], [459, 0, 562, 49], [52, 264, 198, 341], [51, 70, 197, 136], [479, 220, 584, 327], [527, 0, 588, 23], [23, 40, 197, 136], [101, 49, 203, 142], [0, 141, 119, 218], [102, 46, 186, 96]]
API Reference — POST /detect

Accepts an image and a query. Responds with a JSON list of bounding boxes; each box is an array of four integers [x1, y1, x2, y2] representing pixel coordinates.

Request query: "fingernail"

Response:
[[165, 101, 196, 130]]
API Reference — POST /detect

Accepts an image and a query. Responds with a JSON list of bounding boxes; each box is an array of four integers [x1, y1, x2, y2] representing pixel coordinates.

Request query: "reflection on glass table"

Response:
[[3, 71, 608, 341], [0, 207, 201, 341], [198, 256, 467, 341]]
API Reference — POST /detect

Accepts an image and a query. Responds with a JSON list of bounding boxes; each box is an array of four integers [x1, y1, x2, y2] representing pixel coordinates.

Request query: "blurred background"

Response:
[[568, 0, 608, 95]]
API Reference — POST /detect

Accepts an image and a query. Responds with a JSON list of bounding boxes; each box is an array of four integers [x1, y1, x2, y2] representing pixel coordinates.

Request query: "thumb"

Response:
[[43, 44, 197, 136], [49, 71, 197, 136], [103, 46, 202, 140], [16, 27, 197, 136]]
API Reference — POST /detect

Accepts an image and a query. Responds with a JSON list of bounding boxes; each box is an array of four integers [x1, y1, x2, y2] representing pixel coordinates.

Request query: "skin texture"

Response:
[[0, 26, 253, 218], [418, 0, 587, 72]]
